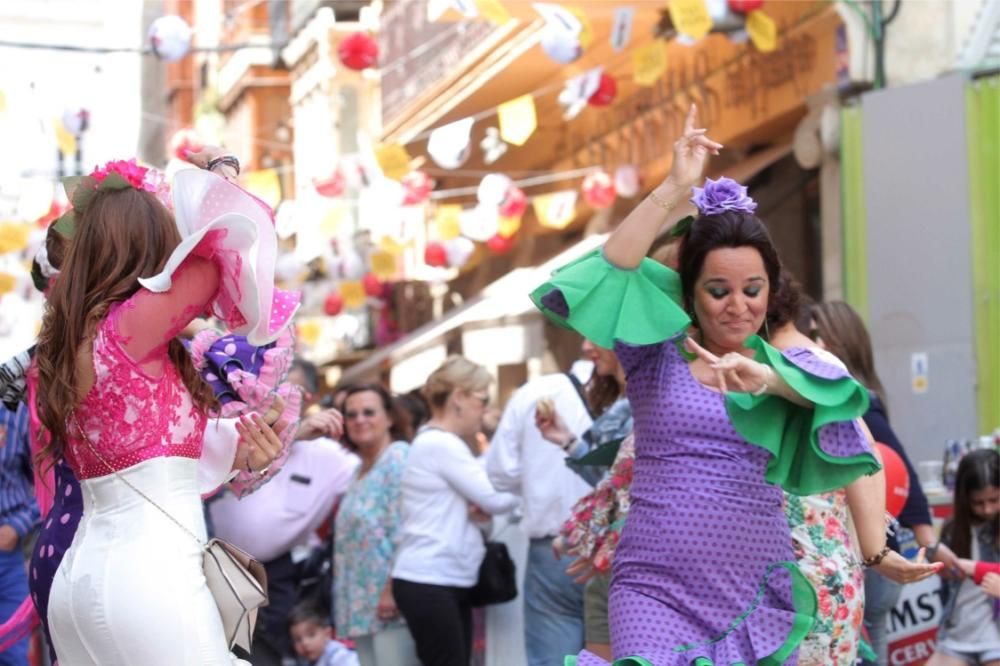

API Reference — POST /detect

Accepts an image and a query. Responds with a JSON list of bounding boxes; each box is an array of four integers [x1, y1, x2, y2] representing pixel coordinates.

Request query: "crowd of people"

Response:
[[0, 108, 995, 666]]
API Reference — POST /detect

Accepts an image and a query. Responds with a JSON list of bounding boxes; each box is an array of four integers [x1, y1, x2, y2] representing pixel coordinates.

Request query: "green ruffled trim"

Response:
[[676, 562, 817, 666], [530, 249, 690, 349], [725, 336, 880, 496]]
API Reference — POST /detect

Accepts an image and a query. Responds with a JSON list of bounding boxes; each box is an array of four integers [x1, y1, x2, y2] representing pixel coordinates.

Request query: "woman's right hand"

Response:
[[667, 104, 722, 190], [535, 407, 573, 449], [185, 146, 238, 181], [235, 413, 283, 473], [872, 548, 944, 584]]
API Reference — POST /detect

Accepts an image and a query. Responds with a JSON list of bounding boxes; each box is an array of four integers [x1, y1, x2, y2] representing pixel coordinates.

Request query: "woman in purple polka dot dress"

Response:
[[531, 107, 885, 666]]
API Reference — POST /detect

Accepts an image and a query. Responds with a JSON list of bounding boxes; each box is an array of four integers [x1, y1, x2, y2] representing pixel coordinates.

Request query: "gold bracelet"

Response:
[[648, 190, 678, 213]]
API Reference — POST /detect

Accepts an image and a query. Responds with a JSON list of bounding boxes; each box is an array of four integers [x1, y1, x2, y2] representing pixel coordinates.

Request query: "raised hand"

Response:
[[684, 337, 771, 395], [669, 104, 723, 189], [535, 405, 574, 449], [873, 548, 944, 584], [297, 407, 344, 441], [235, 413, 283, 473]]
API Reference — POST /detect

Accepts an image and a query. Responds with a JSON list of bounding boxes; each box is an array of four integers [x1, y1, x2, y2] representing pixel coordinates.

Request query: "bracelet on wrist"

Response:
[[863, 545, 892, 568], [207, 155, 240, 176], [561, 435, 578, 452], [648, 190, 678, 213]]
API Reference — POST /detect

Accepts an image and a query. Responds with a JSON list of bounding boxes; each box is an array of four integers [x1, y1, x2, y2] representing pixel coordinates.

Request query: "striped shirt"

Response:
[[0, 404, 40, 539]]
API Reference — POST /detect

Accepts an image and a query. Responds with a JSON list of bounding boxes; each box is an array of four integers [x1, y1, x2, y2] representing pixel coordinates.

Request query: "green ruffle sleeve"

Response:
[[725, 336, 880, 496], [529, 249, 690, 349]]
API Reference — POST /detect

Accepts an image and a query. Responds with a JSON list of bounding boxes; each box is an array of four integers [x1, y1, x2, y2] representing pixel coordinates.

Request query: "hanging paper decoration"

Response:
[[581, 171, 617, 209], [379, 236, 408, 256], [369, 251, 397, 280], [340, 280, 367, 309], [402, 171, 433, 205], [339, 248, 367, 281], [533, 190, 578, 230], [170, 128, 203, 161], [435, 204, 463, 240], [705, 0, 745, 33], [244, 169, 283, 209], [480, 128, 508, 165], [428, 117, 474, 169], [459, 206, 500, 242], [0, 222, 31, 255], [560, 68, 603, 120], [486, 233, 515, 255], [668, 0, 714, 40], [338, 32, 379, 70], [53, 120, 77, 158], [375, 143, 412, 181], [729, 0, 764, 12], [314, 168, 346, 198], [541, 30, 582, 64], [746, 10, 777, 52], [535, 3, 587, 64], [424, 242, 449, 267], [614, 165, 642, 198], [633, 41, 668, 86], [0, 272, 16, 296], [324, 292, 344, 316], [297, 319, 323, 346], [477, 174, 513, 207], [473, 0, 512, 25], [588, 73, 618, 107], [61, 108, 90, 137], [498, 185, 527, 218], [444, 237, 476, 268], [498, 94, 537, 146], [497, 215, 522, 238], [148, 15, 193, 62], [320, 206, 344, 236], [362, 273, 385, 298], [611, 6, 635, 52]]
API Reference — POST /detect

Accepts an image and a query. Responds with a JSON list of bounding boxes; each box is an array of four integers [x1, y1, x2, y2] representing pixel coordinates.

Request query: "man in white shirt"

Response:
[[210, 360, 358, 666], [486, 362, 594, 666]]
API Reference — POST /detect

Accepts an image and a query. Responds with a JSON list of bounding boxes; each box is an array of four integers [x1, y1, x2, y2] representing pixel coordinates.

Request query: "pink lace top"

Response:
[[66, 257, 220, 480]]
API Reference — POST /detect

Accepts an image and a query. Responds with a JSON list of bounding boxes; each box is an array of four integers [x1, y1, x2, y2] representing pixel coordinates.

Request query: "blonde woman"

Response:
[[392, 357, 519, 666]]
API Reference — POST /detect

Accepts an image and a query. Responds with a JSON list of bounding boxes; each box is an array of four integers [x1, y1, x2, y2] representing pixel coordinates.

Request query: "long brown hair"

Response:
[[34, 186, 217, 464], [810, 301, 888, 410], [941, 449, 999, 557]]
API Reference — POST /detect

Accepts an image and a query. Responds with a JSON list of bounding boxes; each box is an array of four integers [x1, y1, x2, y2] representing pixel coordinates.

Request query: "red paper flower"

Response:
[[498, 185, 527, 218], [581, 171, 616, 209], [324, 292, 344, 316], [424, 242, 448, 267], [402, 171, 433, 205], [362, 273, 384, 298], [587, 73, 618, 107], [90, 159, 150, 189], [314, 169, 346, 198], [338, 32, 378, 70], [728, 0, 764, 12], [486, 233, 515, 255]]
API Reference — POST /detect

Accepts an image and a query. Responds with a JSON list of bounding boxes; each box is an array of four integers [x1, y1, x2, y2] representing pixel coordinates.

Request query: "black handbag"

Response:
[[469, 540, 517, 607]]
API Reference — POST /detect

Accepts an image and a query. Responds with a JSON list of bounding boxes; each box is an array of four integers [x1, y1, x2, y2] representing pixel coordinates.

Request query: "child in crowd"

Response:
[[289, 603, 360, 666], [926, 448, 1000, 666]]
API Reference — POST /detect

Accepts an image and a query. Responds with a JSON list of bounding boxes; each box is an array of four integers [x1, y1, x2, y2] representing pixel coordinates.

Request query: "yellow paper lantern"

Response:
[[435, 204, 463, 240], [375, 143, 412, 181], [0, 222, 32, 254], [568, 7, 594, 48], [498, 95, 537, 147], [379, 236, 408, 255], [53, 119, 77, 158], [747, 10, 778, 52], [369, 251, 398, 280], [297, 318, 322, 347], [668, 0, 713, 41], [498, 215, 522, 238], [473, 0, 511, 25], [533, 190, 578, 230], [340, 280, 367, 309], [633, 41, 668, 87]]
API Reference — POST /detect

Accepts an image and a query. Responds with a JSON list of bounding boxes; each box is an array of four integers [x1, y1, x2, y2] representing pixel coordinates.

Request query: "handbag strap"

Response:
[[565, 371, 597, 421], [71, 414, 205, 549]]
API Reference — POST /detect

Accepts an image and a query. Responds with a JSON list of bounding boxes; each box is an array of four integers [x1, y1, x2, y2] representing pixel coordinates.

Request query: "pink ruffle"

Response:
[[0, 598, 38, 653], [229, 382, 302, 497], [26, 370, 56, 518]]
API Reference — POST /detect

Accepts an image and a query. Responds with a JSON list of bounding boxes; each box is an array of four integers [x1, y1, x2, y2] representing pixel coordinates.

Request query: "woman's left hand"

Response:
[[873, 548, 944, 584], [981, 573, 1000, 599], [565, 555, 600, 584], [235, 413, 283, 473], [375, 585, 400, 620], [185, 146, 238, 182], [684, 337, 771, 395]]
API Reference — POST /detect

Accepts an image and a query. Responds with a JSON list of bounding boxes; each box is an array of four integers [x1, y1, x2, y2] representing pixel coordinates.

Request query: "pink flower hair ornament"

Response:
[[52, 159, 172, 239]]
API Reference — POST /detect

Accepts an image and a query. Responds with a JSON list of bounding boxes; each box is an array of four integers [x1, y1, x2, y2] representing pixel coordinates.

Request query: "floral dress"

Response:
[[334, 441, 409, 639], [785, 490, 865, 665]]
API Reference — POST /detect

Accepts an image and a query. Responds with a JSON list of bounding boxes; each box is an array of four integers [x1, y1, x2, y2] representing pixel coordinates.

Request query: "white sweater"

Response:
[[392, 427, 520, 588]]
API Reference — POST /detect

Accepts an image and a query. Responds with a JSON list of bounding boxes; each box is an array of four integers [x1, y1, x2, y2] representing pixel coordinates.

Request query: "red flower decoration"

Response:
[[498, 185, 527, 218], [338, 32, 378, 71], [324, 292, 344, 316], [90, 159, 150, 189], [587, 73, 618, 107], [728, 0, 764, 11], [424, 242, 448, 267], [486, 233, 515, 255], [402, 170, 433, 205], [362, 272, 384, 298]]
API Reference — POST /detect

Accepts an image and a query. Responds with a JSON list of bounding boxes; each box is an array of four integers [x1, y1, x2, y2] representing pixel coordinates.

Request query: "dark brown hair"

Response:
[[941, 449, 999, 558], [678, 211, 782, 332], [809, 301, 888, 409], [30, 226, 69, 293], [340, 383, 404, 451], [586, 375, 622, 416], [34, 187, 217, 464]]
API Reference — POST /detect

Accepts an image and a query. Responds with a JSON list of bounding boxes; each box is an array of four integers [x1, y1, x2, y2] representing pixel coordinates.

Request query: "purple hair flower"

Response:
[[690, 177, 757, 216]]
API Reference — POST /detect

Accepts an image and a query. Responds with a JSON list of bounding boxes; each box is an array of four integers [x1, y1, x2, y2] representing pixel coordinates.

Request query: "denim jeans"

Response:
[[524, 538, 585, 666], [353, 623, 420, 666], [862, 568, 903, 666], [0, 548, 29, 666]]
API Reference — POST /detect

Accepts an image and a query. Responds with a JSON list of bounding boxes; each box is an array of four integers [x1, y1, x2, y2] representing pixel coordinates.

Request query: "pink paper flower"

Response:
[[90, 159, 150, 189]]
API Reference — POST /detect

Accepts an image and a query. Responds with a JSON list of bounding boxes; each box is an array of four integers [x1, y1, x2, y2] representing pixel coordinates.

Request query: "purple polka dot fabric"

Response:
[[586, 342, 804, 666], [540, 288, 570, 319], [781, 348, 849, 382], [816, 419, 869, 459]]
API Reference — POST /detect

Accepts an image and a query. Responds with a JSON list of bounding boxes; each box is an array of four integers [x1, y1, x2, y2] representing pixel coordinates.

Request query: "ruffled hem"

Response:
[[725, 338, 880, 496], [530, 249, 689, 349], [571, 563, 816, 666], [138, 169, 300, 346]]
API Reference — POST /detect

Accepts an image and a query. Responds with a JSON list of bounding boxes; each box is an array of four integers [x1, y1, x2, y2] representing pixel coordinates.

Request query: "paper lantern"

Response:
[[498, 215, 522, 239], [444, 237, 476, 268], [541, 28, 582, 64], [170, 128, 203, 161], [362, 273, 384, 298], [876, 443, 910, 518], [402, 170, 433, 205], [339, 249, 366, 281], [424, 242, 448, 268], [477, 174, 513, 207], [314, 169, 346, 198], [582, 171, 617, 209], [148, 15, 193, 62], [324, 292, 344, 316], [729, 0, 764, 12], [486, 233, 515, 255], [428, 118, 474, 170], [614, 164, 641, 198], [587, 74, 618, 107], [498, 185, 527, 218], [459, 206, 500, 242], [61, 108, 90, 137], [338, 32, 378, 70]]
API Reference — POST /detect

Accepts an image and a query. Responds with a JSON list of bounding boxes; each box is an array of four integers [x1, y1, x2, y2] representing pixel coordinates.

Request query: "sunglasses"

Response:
[[345, 408, 379, 420]]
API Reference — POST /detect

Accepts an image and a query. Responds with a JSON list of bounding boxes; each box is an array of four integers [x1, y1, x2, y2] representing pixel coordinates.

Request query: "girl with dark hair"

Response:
[[334, 384, 418, 666], [810, 300, 962, 665], [532, 106, 937, 666], [30, 151, 299, 665], [926, 449, 1000, 666]]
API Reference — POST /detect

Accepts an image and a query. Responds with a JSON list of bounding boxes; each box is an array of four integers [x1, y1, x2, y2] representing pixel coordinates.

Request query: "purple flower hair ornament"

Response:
[[690, 176, 757, 216]]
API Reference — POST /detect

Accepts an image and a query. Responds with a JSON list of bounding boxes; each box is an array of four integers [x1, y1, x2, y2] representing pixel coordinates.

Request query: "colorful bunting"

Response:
[[498, 94, 537, 146], [633, 41, 668, 87], [746, 10, 777, 52], [669, 0, 714, 41]]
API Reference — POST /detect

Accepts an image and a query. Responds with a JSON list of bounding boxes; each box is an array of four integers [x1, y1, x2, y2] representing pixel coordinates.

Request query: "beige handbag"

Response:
[[73, 416, 269, 653]]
